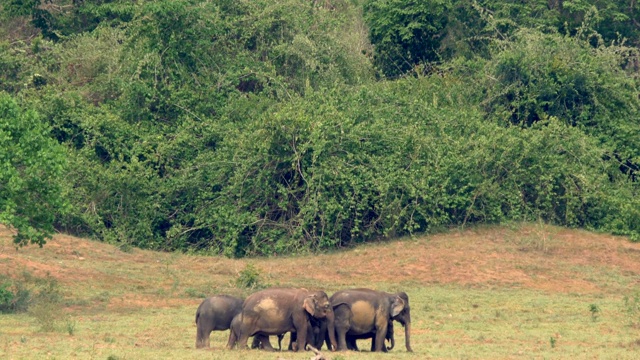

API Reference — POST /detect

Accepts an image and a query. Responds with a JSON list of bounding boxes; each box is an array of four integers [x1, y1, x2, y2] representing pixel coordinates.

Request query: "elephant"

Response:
[[287, 315, 328, 350], [195, 294, 277, 349], [234, 288, 337, 352], [195, 295, 243, 348], [330, 288, 412, 352], [228, 313, 284, 350], [346, 320, 394, 352]]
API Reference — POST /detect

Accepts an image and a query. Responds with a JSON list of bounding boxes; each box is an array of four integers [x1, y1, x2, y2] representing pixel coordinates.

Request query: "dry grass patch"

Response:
[[1, 223, 639, 359]]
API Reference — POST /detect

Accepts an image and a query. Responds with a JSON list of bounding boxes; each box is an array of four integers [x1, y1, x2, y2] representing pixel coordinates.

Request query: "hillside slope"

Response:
[[1, 224, 639, 359]]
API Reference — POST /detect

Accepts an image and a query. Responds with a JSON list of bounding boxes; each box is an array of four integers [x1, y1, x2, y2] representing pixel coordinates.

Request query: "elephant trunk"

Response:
[[387, 333, 395, 351], [404, 321, 412, 352], [325, 311, 337, 351]]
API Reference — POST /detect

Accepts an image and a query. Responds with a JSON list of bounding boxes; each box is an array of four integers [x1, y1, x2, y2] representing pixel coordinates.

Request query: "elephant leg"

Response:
[[196, 325, 212, 349], [250, 335, 262, 349], [347, 336, 359, 351], [333, 304, 351, 351], [336, 328, 349, 351], [311, 319, 326, 349], [294, 326, 308, 352], [288, 331, 297, 351], [258, 335, 276, 351], [374, 336, 389, 353], [386, 321, 395, 351], [236, 323, 251, 350], [373, 322, 388, 352], [226, 330, 237, 349], [277, 333, 284, 351]]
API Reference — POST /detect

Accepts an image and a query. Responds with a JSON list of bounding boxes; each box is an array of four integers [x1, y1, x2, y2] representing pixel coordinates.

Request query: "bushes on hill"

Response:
[[0, 0, 638, 254], [148, 77, 639, 255]]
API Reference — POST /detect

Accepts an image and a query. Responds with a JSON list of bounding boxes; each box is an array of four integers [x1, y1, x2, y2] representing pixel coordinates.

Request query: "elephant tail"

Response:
[[195, 309, 200, 325]]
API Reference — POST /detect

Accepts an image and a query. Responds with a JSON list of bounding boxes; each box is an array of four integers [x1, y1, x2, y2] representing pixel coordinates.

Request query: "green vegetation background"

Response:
[[1, 0, 639, 256]]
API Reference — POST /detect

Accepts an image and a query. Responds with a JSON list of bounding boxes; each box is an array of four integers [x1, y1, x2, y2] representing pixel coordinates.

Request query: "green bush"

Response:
[[0, 279, 30, 314], [363, 0, 451, 77], [235, 264, 262, 289], [0, 273, 62, 315], [28, 275, 63, 332], [163, 75, 639, 255], [0, 93, 69, 247], [0, 282, 14, 313], [481, 30, 640, 180]]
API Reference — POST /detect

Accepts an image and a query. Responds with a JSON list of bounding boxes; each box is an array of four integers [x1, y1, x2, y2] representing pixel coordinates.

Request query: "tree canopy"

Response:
[[1, 0, 638, 254]]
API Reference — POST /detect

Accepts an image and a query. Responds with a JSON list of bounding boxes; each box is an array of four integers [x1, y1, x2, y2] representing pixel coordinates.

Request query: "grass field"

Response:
[[1, 223, 639, 359]]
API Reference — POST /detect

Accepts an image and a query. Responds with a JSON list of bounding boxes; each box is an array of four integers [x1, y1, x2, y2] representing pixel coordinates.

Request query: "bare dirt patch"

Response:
[[254, 224, 640, 293], [1, 223, 639, 313]]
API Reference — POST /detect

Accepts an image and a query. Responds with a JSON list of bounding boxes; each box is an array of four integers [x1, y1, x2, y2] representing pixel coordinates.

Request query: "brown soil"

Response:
[[1, 224, 639, 312]]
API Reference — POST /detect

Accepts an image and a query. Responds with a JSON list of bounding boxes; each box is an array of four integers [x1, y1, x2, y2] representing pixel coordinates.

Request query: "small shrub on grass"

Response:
[[28, 275, 64, 332], [93, 291, 111, 303], [104, 335, 116, 344], [65, 318, 77, 335], [0, 282, 14, 313], [118, 243, 133, 253], [589, 303, 600, 322], [29, 300, 60, 332], [11, 282, 31, 312], [235, 264, 262, 289], [516, 220, 557, 253], [0, 278, 32, 314], [184, 288, 206, 298]]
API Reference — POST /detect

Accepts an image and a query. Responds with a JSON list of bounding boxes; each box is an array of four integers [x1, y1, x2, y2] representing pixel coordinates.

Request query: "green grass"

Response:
[[1, 223, 639, 359], [1, 286, 638, 359]]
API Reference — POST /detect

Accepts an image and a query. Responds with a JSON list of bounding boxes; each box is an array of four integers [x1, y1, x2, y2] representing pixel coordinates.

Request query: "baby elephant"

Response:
[[195, 295, 243, 348], [347, 321, 394, 352], [228, 312, 284, 351]]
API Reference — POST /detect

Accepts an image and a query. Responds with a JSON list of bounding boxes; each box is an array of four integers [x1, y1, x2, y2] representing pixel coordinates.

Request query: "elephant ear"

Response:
[[391, 296, 405, 317], [303, 295, 317, 315]]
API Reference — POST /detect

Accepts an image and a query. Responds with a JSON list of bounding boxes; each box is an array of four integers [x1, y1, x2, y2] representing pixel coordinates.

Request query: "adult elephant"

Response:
[[195, 295, 243, 348], [195, 294, 275, 349], [234, 288, 337, 352], [330, 288, 412, 352]]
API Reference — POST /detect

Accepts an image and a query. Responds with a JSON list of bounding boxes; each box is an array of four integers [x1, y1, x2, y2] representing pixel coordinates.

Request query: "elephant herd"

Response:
[[195, 287, 413, 353]]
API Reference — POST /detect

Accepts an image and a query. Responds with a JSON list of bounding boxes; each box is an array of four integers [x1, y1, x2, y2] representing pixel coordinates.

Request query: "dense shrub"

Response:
[[157, 77, 639, 255], [363, 0, 451, 77], [481, 30, 640, 180], [0, 273, 60, 314], [1, 0, 638, 254], [0, 93, 68, 246]]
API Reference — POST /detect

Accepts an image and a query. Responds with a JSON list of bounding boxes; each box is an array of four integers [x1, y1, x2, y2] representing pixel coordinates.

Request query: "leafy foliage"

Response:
[[364, 0, 452, 77], [235, 264, 263, 289], [481, 30, 640, 180], [0, 93, 68, 246], [364, 0, 640, 77], [2, 0, 136, 41], [0, 0, 639, 255]]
